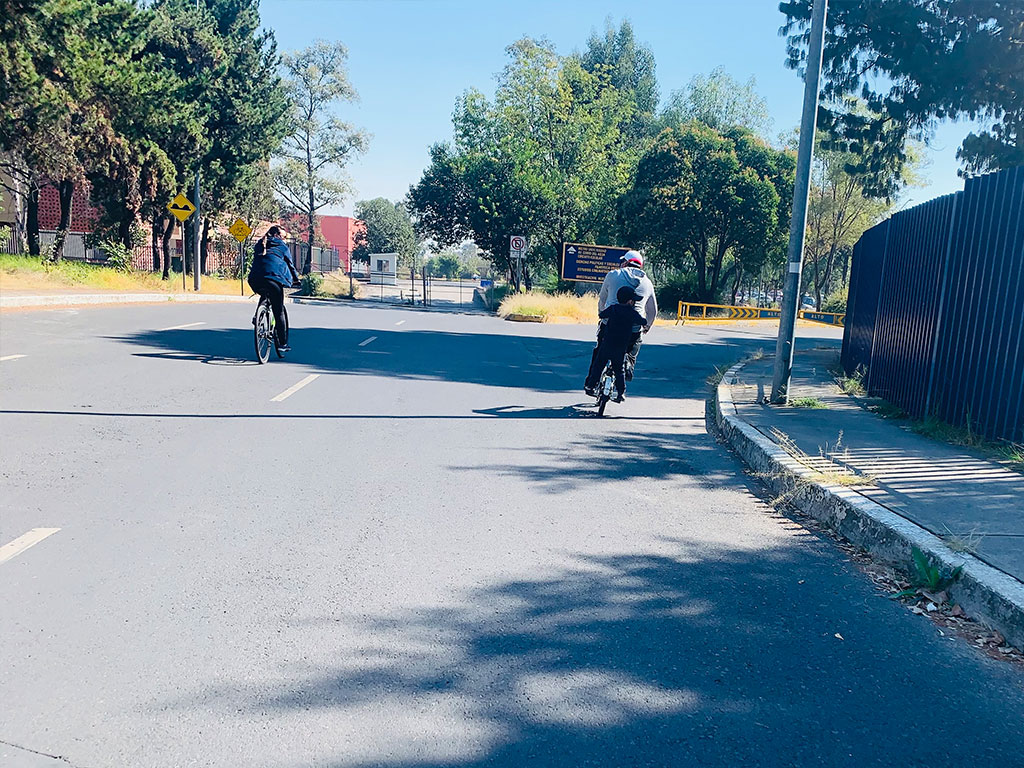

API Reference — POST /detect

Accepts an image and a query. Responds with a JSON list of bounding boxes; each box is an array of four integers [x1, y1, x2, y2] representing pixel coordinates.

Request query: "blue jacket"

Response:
[[248, 236, 297, 287]]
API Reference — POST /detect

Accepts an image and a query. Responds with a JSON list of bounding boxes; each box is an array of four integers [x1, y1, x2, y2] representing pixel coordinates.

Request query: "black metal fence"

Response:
[[842, 165, 1024, 443]]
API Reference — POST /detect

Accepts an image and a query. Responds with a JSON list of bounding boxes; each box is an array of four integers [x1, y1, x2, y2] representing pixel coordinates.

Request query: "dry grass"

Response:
[[0, 253, 242, 295], [770, 427, 877, 488], [313, 270, 361, 299], [498, 291, 599, 323]]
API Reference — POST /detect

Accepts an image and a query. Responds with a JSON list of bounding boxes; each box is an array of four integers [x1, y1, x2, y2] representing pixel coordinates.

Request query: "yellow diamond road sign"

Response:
[[167, 193, 196, 223], [228, 218, 252, 243]]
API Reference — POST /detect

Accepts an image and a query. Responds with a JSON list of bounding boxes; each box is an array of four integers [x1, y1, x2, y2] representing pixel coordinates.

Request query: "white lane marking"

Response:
[[159, 322, 206, 331], [395, 320, 406, 326], [270, 373, 320, 402], [0, 528, 61, 565], [358, 336, 378, 347], [0, 354, 27, 362]]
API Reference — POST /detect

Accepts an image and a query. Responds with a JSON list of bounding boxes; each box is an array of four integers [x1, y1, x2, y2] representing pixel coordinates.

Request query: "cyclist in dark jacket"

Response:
[[248, 226, 299, 350]]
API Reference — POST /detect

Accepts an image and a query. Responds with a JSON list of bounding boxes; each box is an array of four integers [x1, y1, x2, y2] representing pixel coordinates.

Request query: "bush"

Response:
[[299, 272, 323, 296], [821, 289, 848, 313], [656, 272, 702, 312], [101, 239, 133, 273], [498, 291, 598, 323]]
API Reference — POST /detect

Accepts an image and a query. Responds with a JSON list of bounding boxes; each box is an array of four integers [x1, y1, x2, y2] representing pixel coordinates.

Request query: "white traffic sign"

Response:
[[510, 235, 526, 261]]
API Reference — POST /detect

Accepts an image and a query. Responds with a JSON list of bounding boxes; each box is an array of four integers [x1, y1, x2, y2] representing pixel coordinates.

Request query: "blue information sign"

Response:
[[561, 242, 631, 283]]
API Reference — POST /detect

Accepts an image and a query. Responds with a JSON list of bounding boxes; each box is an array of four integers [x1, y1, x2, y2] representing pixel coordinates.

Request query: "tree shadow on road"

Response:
[[166, 539, 1024, 767], [112, 325, 770, 401]]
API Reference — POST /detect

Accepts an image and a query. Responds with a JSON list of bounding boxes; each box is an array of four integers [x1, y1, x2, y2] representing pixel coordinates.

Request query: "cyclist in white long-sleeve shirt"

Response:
[[585, 251, 658, 395]]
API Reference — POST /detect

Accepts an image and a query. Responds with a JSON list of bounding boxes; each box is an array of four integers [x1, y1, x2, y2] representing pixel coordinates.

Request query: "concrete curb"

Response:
[[504, 313, 545, 323], [713, 359, 1024, 649], [1, 293, 257, 309]]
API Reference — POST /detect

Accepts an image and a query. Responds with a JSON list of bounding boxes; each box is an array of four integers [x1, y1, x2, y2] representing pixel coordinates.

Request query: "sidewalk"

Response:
[[715, 346, 1024, 648], [729, 348, 1024, 585]]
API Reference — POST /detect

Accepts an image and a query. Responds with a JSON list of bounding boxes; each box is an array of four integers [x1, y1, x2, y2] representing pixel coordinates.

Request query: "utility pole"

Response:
[[192, 0, 202, 292], [771, 0, 828, 403]]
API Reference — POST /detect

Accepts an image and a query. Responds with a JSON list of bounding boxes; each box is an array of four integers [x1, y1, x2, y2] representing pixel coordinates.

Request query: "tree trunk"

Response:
[[162, 218, 173, 280], [26, 185, 40, 257], [812, 249, 822, 310], [151, 215, 162, 273], [118, 213, 132, 250], [200, 218, 210, 274], [305, 200, 314, 275], [730, 265, 743, 306], [51, 179, 74, 263]]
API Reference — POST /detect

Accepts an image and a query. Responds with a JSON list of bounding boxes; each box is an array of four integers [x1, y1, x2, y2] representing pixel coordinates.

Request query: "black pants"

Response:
[[249, 277, 288, 346], [585, 326, 641, 390]]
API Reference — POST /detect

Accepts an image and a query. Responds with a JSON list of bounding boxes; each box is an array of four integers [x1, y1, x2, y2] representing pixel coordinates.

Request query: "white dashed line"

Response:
[[159, 322, 206, 331], [270, 373, 320, 402], [0, 354, 26, 362], [358, 336, 378, 347], [0, 528, 61, 565]]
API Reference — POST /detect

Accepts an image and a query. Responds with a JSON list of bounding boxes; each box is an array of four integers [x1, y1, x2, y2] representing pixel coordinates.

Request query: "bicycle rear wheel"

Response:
[[274, 303, 289, 358], [254, 300, 272, 364]]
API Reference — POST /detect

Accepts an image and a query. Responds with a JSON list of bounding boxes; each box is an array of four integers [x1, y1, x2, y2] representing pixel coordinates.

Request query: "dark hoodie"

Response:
[[248, 236, 296, 287]]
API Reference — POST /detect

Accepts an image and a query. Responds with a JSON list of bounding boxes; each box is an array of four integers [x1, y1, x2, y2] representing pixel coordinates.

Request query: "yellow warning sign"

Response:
[[167, 193, 196, 223], [228, 218, 252, 243]]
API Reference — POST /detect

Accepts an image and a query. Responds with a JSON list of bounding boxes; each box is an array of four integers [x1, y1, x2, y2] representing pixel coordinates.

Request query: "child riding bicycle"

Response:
[[589, 285, 646, 402]]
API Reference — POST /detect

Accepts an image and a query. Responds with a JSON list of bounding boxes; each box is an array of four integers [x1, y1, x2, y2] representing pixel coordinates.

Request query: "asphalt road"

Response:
[[1, 302, 1022, 768]]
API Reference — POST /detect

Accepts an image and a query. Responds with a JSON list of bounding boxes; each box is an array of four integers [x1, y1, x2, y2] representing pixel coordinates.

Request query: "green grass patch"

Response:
[[789, 396, 828, 409]]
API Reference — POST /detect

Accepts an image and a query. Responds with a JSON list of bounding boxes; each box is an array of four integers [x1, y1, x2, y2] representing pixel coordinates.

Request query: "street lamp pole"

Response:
[[770, 0, 828, 403]]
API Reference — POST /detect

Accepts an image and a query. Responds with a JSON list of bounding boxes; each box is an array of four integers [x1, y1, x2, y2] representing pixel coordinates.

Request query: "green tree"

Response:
[[661, 67, 773, 137], [409, 37, 638, 285], [274, 40, 368, 274], [781, 0, 1024, 193], [196, 0, 288, 270], [351, 197, 416, 266], [578, 19, 658, 142], [804, 132, 892, 308], [620, 123, 791, 302], [435, 252, 461, 279]]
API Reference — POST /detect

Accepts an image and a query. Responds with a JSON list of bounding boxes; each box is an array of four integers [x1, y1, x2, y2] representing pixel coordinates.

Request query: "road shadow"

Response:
[[166, 540, 1024, 767], [113, 325, 773, 401], [450, 429, 730, 493]]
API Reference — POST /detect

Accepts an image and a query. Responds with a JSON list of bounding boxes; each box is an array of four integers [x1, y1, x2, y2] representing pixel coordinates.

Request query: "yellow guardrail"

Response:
[[676, 301, 845, 327]]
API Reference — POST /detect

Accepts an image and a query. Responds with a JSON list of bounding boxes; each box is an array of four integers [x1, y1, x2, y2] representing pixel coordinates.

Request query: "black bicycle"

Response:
[[594, 361, 617, 417], [253, 296, 288, 364]]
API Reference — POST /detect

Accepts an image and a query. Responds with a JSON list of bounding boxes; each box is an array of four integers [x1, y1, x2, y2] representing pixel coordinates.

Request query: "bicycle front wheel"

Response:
[[254, 301, 272, 364]]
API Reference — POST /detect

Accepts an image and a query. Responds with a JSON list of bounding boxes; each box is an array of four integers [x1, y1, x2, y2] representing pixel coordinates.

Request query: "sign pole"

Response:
[[181, 218, 186, 291], [239, 240, 244, 296]]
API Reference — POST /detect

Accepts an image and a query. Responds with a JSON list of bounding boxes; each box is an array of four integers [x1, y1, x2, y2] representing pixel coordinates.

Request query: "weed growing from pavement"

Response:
[[940, 525, 984, 556], [833, 364, 867, 396]]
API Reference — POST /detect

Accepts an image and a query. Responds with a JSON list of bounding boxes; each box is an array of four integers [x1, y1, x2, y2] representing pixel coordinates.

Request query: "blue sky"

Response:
[[260, 0, 973, 216]]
